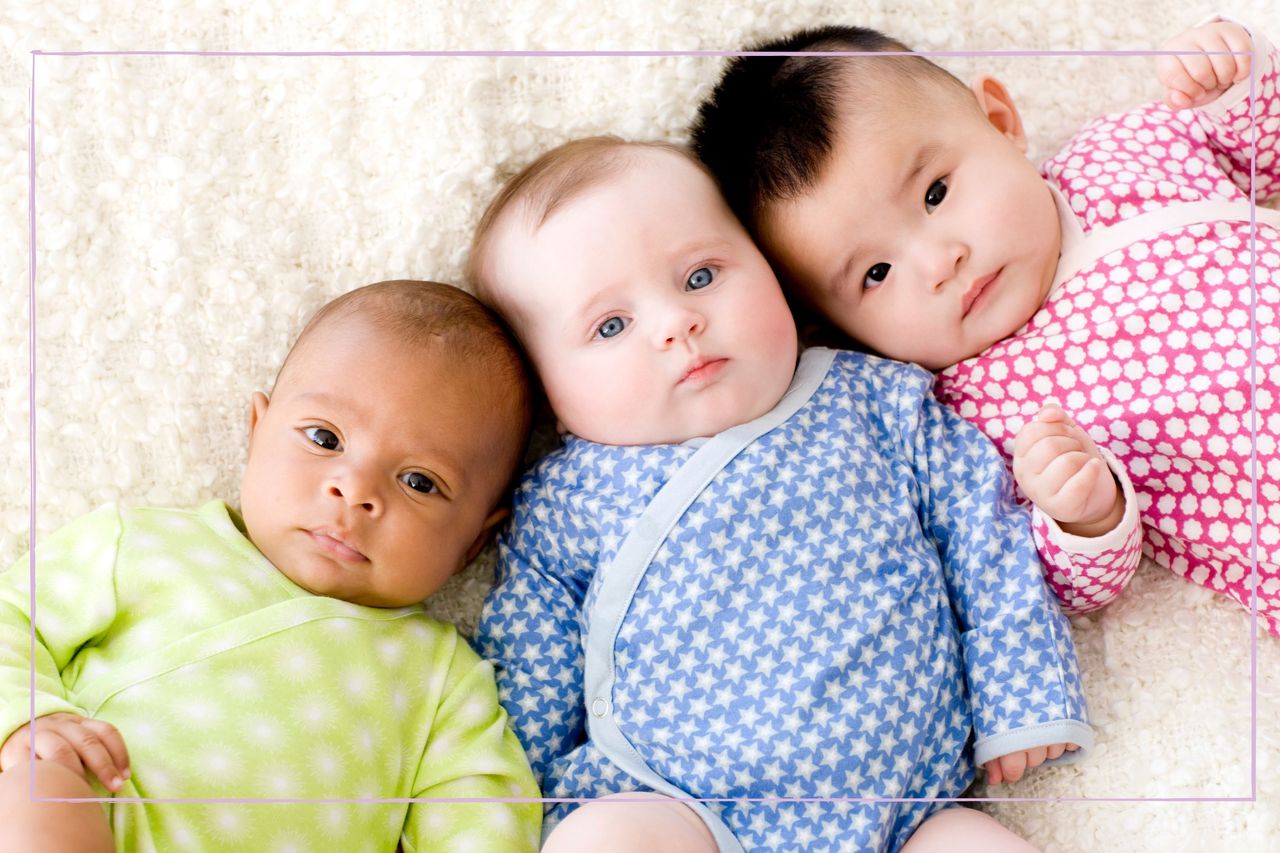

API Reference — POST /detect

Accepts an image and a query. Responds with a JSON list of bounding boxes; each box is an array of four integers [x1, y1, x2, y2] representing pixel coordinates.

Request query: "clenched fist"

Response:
[[1013, 405, 1124, 538]]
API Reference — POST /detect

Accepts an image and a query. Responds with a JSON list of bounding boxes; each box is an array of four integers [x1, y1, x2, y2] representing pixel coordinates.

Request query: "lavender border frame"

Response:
[[25, 46, 1260, 811]]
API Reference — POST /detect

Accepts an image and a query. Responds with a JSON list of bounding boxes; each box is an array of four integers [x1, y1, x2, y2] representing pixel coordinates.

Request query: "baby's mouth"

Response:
[[962, 269, 1002, 317], [679, 357, 728, 385], [309, 528, 368, 563]]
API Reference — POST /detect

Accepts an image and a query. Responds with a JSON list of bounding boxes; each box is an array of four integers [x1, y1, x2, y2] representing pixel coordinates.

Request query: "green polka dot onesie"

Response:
[[0, 501, 541, 852]]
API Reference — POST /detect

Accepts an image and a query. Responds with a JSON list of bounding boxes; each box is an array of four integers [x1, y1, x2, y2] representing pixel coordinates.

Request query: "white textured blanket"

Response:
[[3, 1, 1277, 850]]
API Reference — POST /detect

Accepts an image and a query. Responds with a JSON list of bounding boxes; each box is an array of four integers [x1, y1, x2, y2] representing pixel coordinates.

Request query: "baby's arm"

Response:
[[900, 375, 1093, 775], [1157, 19, 1280, 198], [1013, 405, 1143, 614], [472, 491, 590, 794], [0, 505, 130, 791], [401, 632, 541, 853]]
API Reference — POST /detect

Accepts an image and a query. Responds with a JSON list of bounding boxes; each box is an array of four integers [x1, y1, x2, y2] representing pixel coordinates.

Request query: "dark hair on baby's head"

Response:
[[691, 25, 971, 229]]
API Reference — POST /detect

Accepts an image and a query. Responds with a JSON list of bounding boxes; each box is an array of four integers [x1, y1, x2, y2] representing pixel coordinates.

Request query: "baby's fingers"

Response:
[[1156, 55, 1207, 108], [999, 751, 1029, 784], [43, 716, 127, 791], [1186, 32, 1241, 96], [1045, 453, 1106, 506], [1205, 47, 1241, 94], [1018, 434, 1084, 478], [1013, 418, 1075, 462], [1221, 26, 1254, 83], [30, 729, 86, 778], [983, 758, 1004, 786], [63, 725, 127, 792], [79, 719, 131, 786], [1022, 745, 1049, 771]]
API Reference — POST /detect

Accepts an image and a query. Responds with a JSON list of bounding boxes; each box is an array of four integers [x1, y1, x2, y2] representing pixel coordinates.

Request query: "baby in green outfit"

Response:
[[0, 280, 541, 852]]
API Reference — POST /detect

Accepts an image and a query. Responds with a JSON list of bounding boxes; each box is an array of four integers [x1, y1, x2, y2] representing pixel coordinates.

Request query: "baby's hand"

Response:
[[983, 743, 1078, 785], [1013, 405, 1122, 537], [1157, 21, 1253, 110], [0, 712, 131, 791]]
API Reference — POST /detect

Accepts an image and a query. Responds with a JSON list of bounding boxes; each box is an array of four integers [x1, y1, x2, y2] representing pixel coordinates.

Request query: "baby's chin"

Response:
[[570, 405, 768, 446], [660, 397, 782, 445]]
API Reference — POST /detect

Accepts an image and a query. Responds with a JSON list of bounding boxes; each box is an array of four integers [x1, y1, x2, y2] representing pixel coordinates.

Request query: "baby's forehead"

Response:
[[285, 311, 506, 390], [531, 145, 702, 224]]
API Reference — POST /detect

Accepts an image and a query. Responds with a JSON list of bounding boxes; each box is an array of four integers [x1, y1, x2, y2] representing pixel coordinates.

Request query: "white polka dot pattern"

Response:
[[1034, 511, 1143, 614], [938, 45, 1280, 636], [0, 502, 541, 852]]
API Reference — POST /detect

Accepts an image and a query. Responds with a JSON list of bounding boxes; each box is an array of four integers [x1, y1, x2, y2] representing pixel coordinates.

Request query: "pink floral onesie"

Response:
[[936, 24, 1280, 635]]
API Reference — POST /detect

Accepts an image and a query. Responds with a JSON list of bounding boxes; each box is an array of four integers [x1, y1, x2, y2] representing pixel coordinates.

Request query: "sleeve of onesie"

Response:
[[1030, 449, 1144, 615], [0, 504, 122, 746], [401, 631, 542, 853], [473, 480, 589, 793], [892, 367, 1096, 768], [1187, 19, 1280, 200]]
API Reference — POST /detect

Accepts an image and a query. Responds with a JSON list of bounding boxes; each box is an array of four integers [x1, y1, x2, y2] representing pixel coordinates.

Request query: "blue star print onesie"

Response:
[[476, 348, 1094, 852]]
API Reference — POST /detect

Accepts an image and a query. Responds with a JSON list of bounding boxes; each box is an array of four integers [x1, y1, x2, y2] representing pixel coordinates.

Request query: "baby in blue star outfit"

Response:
[[467, 136, 1094, 853]]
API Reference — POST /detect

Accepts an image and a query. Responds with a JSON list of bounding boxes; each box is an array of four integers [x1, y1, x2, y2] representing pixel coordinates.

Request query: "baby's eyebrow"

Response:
[[565, 286, 622, 333], [292, 390, 355, 413], [829, 248, 863, 296], [827, 142, 942, 295], [899, 142, 940, 195]]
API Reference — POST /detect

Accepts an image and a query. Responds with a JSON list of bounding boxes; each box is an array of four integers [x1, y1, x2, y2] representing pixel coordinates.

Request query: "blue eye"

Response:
[[925, 178, 947, 212], [863, 263, 891, 290], [400, 471, 438, 494], [303, 426, 341, 450], [596, 317, 626, 339], [687, 267, 715, 290]]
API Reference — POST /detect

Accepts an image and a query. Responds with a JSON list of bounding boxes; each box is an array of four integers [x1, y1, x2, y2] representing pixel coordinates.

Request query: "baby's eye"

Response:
[[303, 426, 342, 451], [596, 317, 627, 339], [686, 267, 715, 290], [863, 263, 891, 290], [399, 471, 438, 495], [924, 178, 948, 212]]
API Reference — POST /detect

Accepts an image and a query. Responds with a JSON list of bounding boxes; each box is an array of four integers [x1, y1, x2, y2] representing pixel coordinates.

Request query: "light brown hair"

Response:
[[466, 136, 709, 334]]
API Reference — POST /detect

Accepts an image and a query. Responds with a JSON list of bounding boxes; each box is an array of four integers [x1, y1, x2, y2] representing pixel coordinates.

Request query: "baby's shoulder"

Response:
[[515, 439, 678, 510], [822, 348, 936, 412], [38, 501, 221, 557]]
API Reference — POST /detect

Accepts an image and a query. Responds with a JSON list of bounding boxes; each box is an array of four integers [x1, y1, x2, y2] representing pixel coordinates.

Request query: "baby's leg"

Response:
[[902, 806, 1040, 852], [0, 759, 113, 853], [542, 791, 717, 853]]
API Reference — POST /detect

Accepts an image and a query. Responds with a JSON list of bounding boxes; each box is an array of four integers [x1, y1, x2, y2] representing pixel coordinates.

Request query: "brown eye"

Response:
[[925, 179, 948, 211], [303, 427, 341, 450], [400, 472, 438, 494], [863, 263, 891, 290]]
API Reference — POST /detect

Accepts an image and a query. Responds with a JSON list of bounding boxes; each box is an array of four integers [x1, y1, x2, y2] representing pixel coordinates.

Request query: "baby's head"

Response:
[[692, 26, 1062, 370], [469, 137, 798, 446], [239, 280, 531, 607]]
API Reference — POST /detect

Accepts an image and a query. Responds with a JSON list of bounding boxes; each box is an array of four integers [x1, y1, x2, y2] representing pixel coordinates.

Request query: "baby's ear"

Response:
[[462, 506, 510, 566], [969, 75, 1028, 153], [247, 391, 270, 445]]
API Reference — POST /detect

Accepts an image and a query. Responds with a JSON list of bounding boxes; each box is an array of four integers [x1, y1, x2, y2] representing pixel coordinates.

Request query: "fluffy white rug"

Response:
[[3, 1, 1277, 850]]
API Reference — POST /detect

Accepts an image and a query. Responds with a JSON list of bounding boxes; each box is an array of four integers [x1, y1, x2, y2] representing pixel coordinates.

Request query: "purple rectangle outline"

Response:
[[25, 45, 1260, 810]]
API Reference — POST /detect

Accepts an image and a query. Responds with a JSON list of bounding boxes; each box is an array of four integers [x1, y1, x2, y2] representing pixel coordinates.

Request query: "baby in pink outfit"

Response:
[[693, 18, 1279, 633]]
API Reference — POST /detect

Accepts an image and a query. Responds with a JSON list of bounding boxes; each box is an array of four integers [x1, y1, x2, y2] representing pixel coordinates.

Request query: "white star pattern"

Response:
[[478, 350, 1091, 851]]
